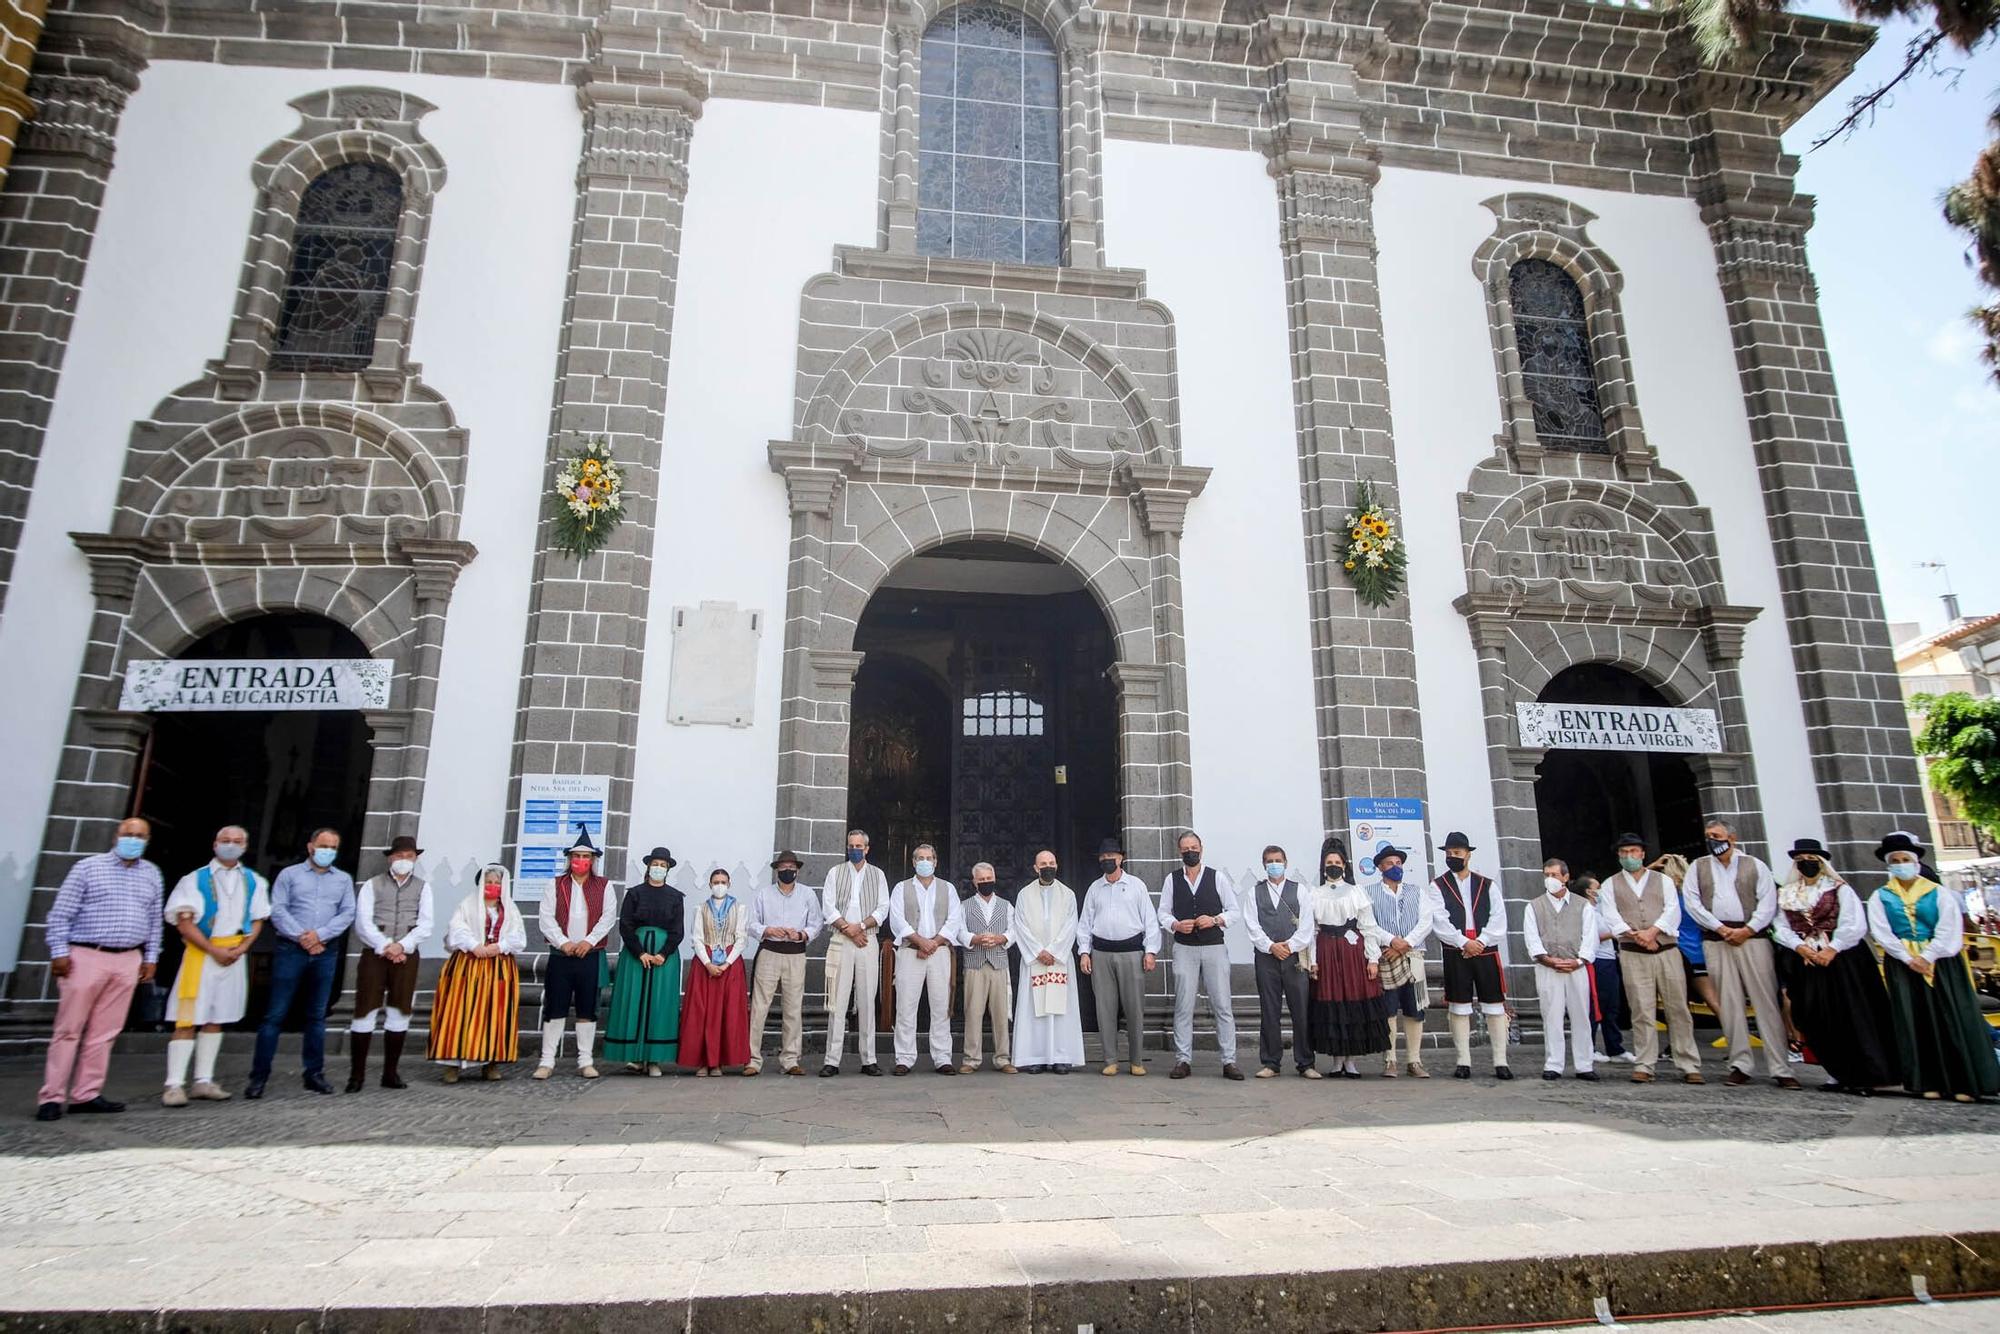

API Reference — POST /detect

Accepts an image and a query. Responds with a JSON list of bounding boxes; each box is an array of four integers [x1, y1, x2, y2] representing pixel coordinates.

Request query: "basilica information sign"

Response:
[[120, 658, 391, 712], [516, 774, 613, 888], [1516, 702, 1721, 753]]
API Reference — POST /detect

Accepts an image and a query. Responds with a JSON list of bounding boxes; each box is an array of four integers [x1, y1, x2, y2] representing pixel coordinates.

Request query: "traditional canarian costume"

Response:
[[537, 826, 616, 1077], [1426, 844, 1511, 1075], [428, 864, 526, 1076], [1770, 845, 1895, 1093], [958, 889, 1014, 1071], [1867, 832, 1999, 1101], [1522, 883, 1597, 1077], [1161, 862, 1239, 1074], [1308, 877, 1391, 1064], [348, 837, 435, 1092], [1684, 846, 1790, 1080], [162, 859, 272, 1095], [1245, 871, 1316, 1076], [889, 874, 963, 1071], [820, 857, 889, 1072], [603, 847, 686, 1072], [1011, 876, 1084, 1071], [681, 884, 750, 1072], [1597, 852, 1702, 1080], [1366, 864, 1432, 1077]]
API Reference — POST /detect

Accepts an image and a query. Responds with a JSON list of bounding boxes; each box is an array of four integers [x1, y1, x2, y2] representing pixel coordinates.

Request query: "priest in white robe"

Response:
[[1011, 848, 1084, 1073]]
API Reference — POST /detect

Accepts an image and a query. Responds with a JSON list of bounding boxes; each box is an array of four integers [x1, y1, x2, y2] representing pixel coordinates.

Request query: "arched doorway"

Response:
[[128, 612, 376, 1030], [1533, 663, 1704, 882]]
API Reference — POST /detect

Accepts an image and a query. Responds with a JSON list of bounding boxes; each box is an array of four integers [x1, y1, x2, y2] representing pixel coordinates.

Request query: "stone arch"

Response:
[[120, 564, 418, 671]]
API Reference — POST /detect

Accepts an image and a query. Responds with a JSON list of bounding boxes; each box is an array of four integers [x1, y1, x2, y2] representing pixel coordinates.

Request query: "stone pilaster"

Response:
[[502, 76, 700, 877], [1691, 109, 1925, 874]]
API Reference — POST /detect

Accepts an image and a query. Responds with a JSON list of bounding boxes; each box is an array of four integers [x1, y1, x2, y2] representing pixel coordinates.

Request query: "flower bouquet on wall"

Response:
[[1339, 481, 1406, 609], [548, 437, 624, 561]]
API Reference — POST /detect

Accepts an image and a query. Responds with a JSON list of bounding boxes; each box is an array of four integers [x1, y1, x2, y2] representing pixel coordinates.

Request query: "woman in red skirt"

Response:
[[680, 866, 750, 1075], [1309, 844, 1393, 1077]]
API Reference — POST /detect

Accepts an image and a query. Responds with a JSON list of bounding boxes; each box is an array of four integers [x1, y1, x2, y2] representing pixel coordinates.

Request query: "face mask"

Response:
[[115, 836, 147, 861], [711, 882, 730, 899], [774, 867, 797, 885], [1180, 850, 1201, 868], [1323, 863, 1343, 882], [976, 883, 994, 896], [1099, 858, 1118, 876], [483, 882, 504, 901], [391, 858, 416, 878], [1381, 864, 1404, 884], [647, 865, 669, 884], [1707, 838, 1731, 857], [214, 842, 245, 863], [311, 846, 338, 868], [1618, 854, 1644, 873], [568, 857, 593, 876], [1889, 862, 1920, 882], [1544, 876, 1566, 895], [1037, 867, 1058, 884], [1444, 855, 1467, 875], [1794, 858, 1821, 879], [1265, 862, 1286, 880], [846, 848, 866, 864], [914, 859, 935, 878]]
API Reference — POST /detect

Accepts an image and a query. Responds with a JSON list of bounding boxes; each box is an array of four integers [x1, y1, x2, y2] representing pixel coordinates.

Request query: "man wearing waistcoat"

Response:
[[1522, 859, 1599, 1081], [1244, 844, 1315, 1079], [1598, 833, 1704, 1085], [535, 825, 616, 1080], [820, 828, 888, 1077], [1685, 818, 1799, 1089], [347, 835, 434, 1093], [1425, 831, 1512, 1080], [1367, 841, 1432, 1078], [957, 862, 1016, 1073], [890, 844, 964, 1075], [1160, 831, 1243, 1080]]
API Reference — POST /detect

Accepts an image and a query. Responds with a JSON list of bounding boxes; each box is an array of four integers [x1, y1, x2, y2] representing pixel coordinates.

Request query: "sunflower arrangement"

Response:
[[548, 437, 625, 561], [1339, 481, 1406, 609]]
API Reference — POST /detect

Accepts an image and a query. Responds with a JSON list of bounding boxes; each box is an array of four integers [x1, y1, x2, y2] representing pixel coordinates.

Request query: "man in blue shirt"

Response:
[[246, 827, 355, 1098]]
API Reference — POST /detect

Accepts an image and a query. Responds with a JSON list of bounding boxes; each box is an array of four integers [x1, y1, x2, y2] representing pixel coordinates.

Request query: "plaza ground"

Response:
[[0, 1042, 1996, 1331]]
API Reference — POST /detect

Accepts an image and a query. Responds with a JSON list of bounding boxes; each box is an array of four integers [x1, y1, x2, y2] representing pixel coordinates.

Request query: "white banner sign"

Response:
[[1517, 702, 1722, 753], [120, 658, 390, 712], [516, 773, 614, 892]]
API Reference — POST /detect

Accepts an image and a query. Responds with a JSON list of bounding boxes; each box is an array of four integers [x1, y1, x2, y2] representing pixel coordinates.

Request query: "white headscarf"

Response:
[[449, 862, 523, 951]]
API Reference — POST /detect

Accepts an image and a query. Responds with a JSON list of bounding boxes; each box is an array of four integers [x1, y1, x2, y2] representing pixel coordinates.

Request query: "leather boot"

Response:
[[381, 1031, 408, 1090], [345, 1031, 372, 1093]]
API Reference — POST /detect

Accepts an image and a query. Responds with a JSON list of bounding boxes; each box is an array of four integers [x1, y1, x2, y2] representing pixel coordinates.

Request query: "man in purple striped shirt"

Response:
[[36, 817, 165, 1121]]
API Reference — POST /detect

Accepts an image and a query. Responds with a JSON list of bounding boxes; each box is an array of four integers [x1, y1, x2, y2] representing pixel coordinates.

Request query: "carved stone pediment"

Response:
[[145, 428, 433, 545]]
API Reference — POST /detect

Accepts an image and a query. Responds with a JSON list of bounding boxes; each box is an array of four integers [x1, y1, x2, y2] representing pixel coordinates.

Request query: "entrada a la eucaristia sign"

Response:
[[1516, 701, 1722, 753], [120, 659, 391, 712]]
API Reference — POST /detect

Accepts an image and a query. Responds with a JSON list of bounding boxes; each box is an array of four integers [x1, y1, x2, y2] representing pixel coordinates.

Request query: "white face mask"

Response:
[[710, 882, 729, 899], [214, 842, 246, 863], [1544, 876, 1566, 895], [647, 865, 669, 884], [390, 858, 416, 878]]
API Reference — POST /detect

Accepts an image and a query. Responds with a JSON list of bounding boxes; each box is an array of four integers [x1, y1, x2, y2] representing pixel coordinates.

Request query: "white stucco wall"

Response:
[[626, 99, 879, 881], [1374, 167, 1829, 862], [1104, 140, 1327, 909]]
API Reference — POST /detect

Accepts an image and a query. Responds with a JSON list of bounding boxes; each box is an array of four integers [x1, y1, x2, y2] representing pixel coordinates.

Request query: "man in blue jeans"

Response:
[[247, 828, 355, 1098]]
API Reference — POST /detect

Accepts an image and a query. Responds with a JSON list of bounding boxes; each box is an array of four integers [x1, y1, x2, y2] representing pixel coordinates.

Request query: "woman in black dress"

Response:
[[1769, 838, 1895, 1095]]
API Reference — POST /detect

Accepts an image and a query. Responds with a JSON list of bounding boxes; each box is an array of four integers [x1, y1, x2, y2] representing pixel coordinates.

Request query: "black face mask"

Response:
[[1180, 850, 1201, 868], [1037, 867, 1058, 883], [776, 868, 797, 885], [1445, 855, 1467, 875], [1708, 838, 1731, 857], [1099, 858, 1119, 876], [975, 882, 994, 895], [1795, 858, 1821, 878], [1323, 862, 1343, 882]]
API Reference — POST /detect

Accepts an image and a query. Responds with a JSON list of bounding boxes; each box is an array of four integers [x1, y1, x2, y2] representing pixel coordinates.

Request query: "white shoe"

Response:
[[646, 1063, 663, 1077], [579, 1065, 600, 1080], [532, 1065, 553, 1081], [189, 1080, 231, 1101], [1592, 1051, 1609, 1063], [1615, 1051, 1639, 1064], [161, 1085, 188, 1108]]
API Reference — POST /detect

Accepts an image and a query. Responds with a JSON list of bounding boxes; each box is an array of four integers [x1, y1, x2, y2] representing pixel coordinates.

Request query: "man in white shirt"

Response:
[[1522, 859, 1599, 1081], [1685, 818, 1798, 1088], [820, 828, 888, 1077], [161, 826, 270, 1106], [348, 834, 434, 1093], [1596, 833, 1703, 1085], [889, 844, 964, 1075], [745, 850, 824, 1076], [1078, 836, 1159, 1076], [957, 863, 1015, 1074], [535, 827, 617, 1080], [1424, 832, 1511, 1080], [1161, 831, 1243, 1080], [1245, 844, 1316, 1079]]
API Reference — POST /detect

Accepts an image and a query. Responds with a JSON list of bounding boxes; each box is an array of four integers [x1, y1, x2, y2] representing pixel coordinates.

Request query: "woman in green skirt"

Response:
[[1865, 831, 1999, 1103], [604, 846, 686, 1075]]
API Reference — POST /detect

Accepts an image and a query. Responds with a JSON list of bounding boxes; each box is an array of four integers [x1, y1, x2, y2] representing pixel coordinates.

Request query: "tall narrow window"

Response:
[[918, 4, 1062, 266], [272, 161, 402, 371], [1509, 259, 1606, 453]]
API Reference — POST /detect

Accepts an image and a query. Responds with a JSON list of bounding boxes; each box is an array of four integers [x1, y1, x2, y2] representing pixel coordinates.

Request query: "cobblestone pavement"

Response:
[[0, 1045, 1996, 1314]]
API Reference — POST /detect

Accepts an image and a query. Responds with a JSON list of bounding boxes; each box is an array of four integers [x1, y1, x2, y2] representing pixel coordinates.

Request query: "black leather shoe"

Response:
[[893, 1064, 910, 1075], [303, 1073, 335, 1095], [1453, 1065, 1471, 1080], [34, 1102, 61, 1122], [68, 1096, 124, 1113], [934, 1064, 957, 1075], [1542, 1070, 1561, 1081], [380, 1072, 407, 1090], [1575, 1071, 1600, 1082], [1222, 1064, 1245, 1081], [819, 1066, 839, 1078], [1494, 1066, 1514, 1081], [860, 1063, 882, 1076], [1051, 1064, 1070, 1075], [243, 1078, 267, 1100], [344, 1072, 366, 1094]]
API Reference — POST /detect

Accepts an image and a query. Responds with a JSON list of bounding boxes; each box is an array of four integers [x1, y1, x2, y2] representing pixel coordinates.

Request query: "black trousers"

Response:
[[542, 950, 602, 1023], [1254, 951, 1313, 1072]]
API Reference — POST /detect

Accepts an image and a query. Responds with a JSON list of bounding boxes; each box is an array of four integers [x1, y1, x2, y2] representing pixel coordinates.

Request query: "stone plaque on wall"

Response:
[[666, 602, 761, 727]]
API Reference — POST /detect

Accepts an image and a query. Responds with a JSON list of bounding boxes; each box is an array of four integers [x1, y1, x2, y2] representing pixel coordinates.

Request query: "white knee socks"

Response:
[[1401, 1017, 1426, 1065], [1487, 1011, 1510, 1068], [166, 1037, 195, 1088], [1450, 1012, 1473, 1066], [194, 1030, 223, 1084], [577, 1021, 597, 1068], [539, 1020, 564, 1068]]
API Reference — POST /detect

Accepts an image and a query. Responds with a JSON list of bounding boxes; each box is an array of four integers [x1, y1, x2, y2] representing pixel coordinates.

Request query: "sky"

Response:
[[1788, 11, 2000, 639]]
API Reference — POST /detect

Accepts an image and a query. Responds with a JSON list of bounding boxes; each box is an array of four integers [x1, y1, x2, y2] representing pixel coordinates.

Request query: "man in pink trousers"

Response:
[[36, 816, 165, 1121]]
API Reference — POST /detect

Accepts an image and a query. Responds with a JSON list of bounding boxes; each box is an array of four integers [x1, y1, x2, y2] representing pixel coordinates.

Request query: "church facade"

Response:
[[0, 0, 1925, 1012]]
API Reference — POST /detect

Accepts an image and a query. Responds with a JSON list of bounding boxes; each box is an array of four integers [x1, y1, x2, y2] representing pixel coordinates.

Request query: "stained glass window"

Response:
[[918, 4, 1062, 266], [272, 162, 402, 372], [1509, 259, 1607, 453]]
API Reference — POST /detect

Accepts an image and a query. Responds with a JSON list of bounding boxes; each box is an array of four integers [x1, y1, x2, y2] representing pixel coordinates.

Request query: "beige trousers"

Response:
[[1709, 935, 1791, 1077], [962, 965, 1011, 1066], [823, 934, 880, 1067], [747, 949, 807, 1071], [1618, 948, 1701, 1075]]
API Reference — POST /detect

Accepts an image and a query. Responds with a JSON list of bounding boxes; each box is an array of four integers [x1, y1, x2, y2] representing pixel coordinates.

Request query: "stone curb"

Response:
[[3, 1231, 1997, 1333]]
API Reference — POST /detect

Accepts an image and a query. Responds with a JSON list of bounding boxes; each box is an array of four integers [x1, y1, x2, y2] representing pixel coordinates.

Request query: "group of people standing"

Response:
[[29, 813, 2000, 1120]]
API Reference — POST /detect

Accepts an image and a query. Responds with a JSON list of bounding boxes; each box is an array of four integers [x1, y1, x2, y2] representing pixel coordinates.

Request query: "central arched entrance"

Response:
[[848, 541, 1119, 890]]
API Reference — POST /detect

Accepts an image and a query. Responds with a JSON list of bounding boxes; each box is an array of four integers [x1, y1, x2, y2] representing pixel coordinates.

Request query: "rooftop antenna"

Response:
[[1916, 561, 1961, 625]]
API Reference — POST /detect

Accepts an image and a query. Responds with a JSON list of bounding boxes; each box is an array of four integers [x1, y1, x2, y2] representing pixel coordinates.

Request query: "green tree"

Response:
[[1910, 692, 2000, 833]]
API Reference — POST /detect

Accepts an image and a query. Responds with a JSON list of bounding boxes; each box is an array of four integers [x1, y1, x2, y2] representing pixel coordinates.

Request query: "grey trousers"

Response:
[[1091, 949, 1145, 1066], [1171, 943, 1236, 1066], [1709, 935, 1791, 1077]]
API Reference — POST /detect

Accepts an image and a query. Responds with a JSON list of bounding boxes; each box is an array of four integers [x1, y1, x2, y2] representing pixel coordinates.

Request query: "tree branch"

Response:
[[1809, 29, 1953, 152]]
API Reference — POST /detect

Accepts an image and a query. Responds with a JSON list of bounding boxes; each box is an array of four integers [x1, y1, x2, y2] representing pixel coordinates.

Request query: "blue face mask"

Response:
[[1265, 862, 1286, 880], [847, 848, 866, 864], [311, 846, 338, 868], [114, 836, 147, 861], [1889, 861, 1921, 882], [914, 859, 935, 878], [1381, 864, 1404, 883]]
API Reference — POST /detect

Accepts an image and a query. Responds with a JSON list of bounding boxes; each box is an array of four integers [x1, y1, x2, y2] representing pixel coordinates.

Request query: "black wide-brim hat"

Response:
[[1786, 837, 1831, 860], [1097, 836, 1125, 856], [769, 849, 805, 870], [643, 846, 677, 868], [385, 835, 424, 856], [1873, 830, 1929, 862], [1440, 831, 1475, 851], [1372, 840, 1407, 863], [1611, 832, 1647, 852]]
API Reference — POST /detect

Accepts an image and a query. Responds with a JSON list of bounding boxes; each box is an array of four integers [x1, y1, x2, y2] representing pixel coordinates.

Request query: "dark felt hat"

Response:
[[643, 846, 677, 868], [1372, 841, 1407, 864], [769, 849, 805, 870], [1786, 837, 1831, 860], [385, 835, 423, 857], [1440, 831, 1475, 851], [1611, 832, 1647, 853], [564, 825, 601, 856], [1873, 830, 1929, 862], [1097, 836, 1125, 857]]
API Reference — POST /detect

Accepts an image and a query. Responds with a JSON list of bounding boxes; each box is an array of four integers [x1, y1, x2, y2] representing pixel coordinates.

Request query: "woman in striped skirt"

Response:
[[428, 863, 527, 1082]]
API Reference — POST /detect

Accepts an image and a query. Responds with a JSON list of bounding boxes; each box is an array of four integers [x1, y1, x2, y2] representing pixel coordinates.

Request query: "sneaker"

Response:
[[1615, 1051, 1639, 1064], [161, 1085, 189, 1108], [1592, 1051, 1609, 1064], [189, 1081, 231, 1102], [646, 1063, 664, 1078]]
